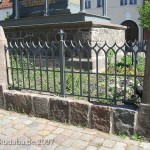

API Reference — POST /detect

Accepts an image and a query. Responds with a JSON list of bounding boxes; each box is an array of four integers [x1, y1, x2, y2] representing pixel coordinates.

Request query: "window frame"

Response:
[[129, 0, 137, 5], [97, 0, 103, 8], [120, 0, 128, 6], [85, 0, 91, 9]]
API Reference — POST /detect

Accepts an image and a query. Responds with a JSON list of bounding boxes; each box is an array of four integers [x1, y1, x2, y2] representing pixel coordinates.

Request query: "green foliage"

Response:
[[136, 56, 145, 76], [116, 131, 126, 139], [107, 50, 114, 65], [138, 1, 150, 29], [116, 132, 141, 141], [130, 133, 141, 141], [120, 55, 133, 66], [4, 12, 11, 20]]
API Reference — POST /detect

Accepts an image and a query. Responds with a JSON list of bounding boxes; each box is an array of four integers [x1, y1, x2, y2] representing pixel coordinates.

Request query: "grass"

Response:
[[130, 133, 142, 141], [116, 131, 141, 141]]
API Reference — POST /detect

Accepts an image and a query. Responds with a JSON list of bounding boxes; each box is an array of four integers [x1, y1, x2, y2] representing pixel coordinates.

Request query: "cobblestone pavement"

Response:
[[0, 109, 150, 150]]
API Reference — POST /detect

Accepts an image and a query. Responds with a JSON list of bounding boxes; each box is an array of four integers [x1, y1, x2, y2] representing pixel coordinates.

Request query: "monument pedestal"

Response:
[[0, 13, 126, 72]]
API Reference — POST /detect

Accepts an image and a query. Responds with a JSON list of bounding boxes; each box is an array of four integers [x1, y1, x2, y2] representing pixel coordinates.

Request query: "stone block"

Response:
[[0, 85, 6, 108], [49, 97, 69, 123], [14, 92, 32, 114], [70, 101, 89, 127], [4, 90, 16, 111], [32, 95, 49, 118], [113, 108, 136, 136], [136, 103, 150, 141], [0, 26, 11, 86], [0, 94, 4, 108], [91, 105, 110, 133]]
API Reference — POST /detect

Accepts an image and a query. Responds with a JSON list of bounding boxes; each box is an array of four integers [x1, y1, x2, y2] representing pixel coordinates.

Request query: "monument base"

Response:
[[0, 13, 111, 28], [0, 14, 126, 72]]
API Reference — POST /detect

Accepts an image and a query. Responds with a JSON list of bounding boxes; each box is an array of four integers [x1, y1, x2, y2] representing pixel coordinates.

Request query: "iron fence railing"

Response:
[[6, 31, 147, 105]]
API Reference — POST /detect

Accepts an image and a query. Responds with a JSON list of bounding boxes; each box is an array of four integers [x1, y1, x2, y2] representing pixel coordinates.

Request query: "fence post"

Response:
[[59, 30, 65, 97], [0, 26, 11, 108], [136, 31, 150, 141], [142, 31, 150, 104]]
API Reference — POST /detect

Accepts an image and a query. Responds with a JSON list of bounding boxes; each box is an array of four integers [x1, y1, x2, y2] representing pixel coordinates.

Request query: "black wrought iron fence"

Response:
[[6, 32, 147, 105]]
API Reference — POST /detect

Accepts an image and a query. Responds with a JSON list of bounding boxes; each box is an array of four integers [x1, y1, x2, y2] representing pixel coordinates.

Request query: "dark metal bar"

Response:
[[59, 30, 65, 97], [51, 44, 56, 93], [103, 0, 108, 17], [10, 48, 15, 88], [79, 47, 82, 96], [124, 51, 127, 102], [20, 49, 25, 89], [80, 0, 85, 12], [39, 47, 43, 91], [26, 48, 31, 89], [15, 0, 19, 19], [46, 47, 49, 91], [15, 49, 20, 88], [134, 52, 137, 99], [105, 51, 108, 99], [71, 48, 74, 95], [33, 48, 37, 90], [45, 0, 49, 16], [96, 52, 99, 98], [87, 47, 91, 101], [4, 47, 10, 85], [114, 52, 117, 105]]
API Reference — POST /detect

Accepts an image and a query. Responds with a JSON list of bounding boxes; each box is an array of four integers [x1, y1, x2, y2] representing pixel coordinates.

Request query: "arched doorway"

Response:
[[121, 20, 139, 42]]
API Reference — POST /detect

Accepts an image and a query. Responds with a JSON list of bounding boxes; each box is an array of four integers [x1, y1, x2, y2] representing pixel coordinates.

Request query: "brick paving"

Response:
[[0, 109, 149, 150]]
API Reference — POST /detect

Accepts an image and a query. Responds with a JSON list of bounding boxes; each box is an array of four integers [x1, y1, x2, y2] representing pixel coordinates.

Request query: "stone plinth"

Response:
[[0, 20, 125, 72], [70, 101, 90, 127], [49, 97, 70, 123], [136, 103, 150, 141], [113, 108, 136, 136], [1, 20, 125, 72], [12, 0, 81, 18], [33, 95, 49, 118], [91, 105, 111, 133], [0, 26, 8, 86], [2, 89, 138, 136], [0, 26, 12, 108]]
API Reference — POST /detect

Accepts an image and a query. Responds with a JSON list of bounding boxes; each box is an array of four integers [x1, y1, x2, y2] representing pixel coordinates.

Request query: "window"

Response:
[[120, 0, 127, 5], [97, 0, 103, 7], [85, 0, 91, 9], [130, 0, 137, 5]]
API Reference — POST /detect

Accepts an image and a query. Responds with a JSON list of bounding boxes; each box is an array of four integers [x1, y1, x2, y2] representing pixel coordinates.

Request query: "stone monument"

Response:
[[0, 0, 126, 72], [12, 0, 80, 18]]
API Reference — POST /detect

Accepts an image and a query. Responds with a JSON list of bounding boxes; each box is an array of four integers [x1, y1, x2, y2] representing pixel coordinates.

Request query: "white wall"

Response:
[[86, 0, 142, 24], [0, 8, 12, 21], [85, 0, 143, 41]]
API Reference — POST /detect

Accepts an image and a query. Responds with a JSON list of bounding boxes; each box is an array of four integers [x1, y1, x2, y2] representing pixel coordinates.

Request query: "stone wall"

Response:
[[4, 22, 125, 46], [0, 26, 11, 109], [0, 89, 137, 136], [136, 104, 150, 141]]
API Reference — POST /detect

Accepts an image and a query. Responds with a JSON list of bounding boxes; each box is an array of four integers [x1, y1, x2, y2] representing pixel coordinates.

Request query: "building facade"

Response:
[[85, 0, 145, 41], [0, 0, 12, 21]]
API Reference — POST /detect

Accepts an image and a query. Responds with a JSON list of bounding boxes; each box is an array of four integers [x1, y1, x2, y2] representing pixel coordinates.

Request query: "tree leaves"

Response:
[[138, 1, 150, 30]]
